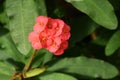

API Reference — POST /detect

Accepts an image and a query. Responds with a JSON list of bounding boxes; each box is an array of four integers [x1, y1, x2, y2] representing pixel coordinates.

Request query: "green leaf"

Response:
[[24, 67, 47, 78], [0, 61, 15, 80], [26, 49, 53, 68], [31, 48, 53, 68], [0, 12, 8, 23], [6, 0, 38, 55], [0, 34, 25, 62], [35, 0, 47, 16], [31, 49, 46, 68], [66, 0, 118, 29], [105, 30, 120, 56], [47, 56, 118, 79], [0, 51, 10, 60], [39, 72, 77, 80], [41, 49, 53, 65]]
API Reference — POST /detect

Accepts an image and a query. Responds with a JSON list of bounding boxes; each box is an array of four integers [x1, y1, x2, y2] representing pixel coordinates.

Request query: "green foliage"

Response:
[[0, 61, 15, 80], [66, 0, 118, 29], [24, 67, 47, 78], [35, 0, 47, 16], [39, 72, 78, 80], [0, 35, 25, 62], [6, 0, 38, 55], [31, 49, 52, 68], [0, 0, 120, 80], [47, 56, 118, 79], [105, 30, 120, 56]]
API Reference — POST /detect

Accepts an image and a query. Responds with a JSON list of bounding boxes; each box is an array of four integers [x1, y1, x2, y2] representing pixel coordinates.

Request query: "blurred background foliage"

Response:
[[0, 0, 120, 80]]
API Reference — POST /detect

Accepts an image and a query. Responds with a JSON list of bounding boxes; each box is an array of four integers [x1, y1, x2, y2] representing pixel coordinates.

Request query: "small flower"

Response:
[[34, 16, 48, 33], [29, 16, 71, 55], [46, 18, 57, 36], [47, 37, 61, 53], [61, 24, 71, 40], [54, 19, 64, 36], [54, 41, 68, 55], [29, 32, 42, 50], [39, 30, 51, 47]]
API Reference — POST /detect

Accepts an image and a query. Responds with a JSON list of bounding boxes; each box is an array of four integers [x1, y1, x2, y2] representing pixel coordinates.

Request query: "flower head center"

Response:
[[41, 37, 46, 42], [52, 41, 57, 47], [47, 24, 52, 29], [39, 22, 44, 26], [56, 26, 59, 31]]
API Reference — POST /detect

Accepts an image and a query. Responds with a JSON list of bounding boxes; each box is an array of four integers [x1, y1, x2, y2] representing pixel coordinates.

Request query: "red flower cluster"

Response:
[[29, 16, 71, 55]]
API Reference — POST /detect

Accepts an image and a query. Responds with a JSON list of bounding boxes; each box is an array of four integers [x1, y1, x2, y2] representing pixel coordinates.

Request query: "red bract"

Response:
[[34, 16, 48, 33], [29, 32, 42, 49], [55, 41, 68, 55], [29, 16, 71, 55], [47, 37, 61, 53]]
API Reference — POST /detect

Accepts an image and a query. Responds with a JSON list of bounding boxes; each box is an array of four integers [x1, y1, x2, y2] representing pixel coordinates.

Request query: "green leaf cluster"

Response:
[[0, 0, 120, 80]]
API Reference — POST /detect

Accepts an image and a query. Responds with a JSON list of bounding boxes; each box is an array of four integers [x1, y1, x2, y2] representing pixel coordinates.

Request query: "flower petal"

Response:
[[54, 19, 65, 36], [28, 32, 39, 42], [32, 42, 42, 50], [54, 41, 68, 55], [34, 16, 48, 33]]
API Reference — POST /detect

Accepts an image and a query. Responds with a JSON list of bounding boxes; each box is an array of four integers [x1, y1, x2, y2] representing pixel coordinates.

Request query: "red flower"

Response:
[[29, 16, 71, 55], [61, 24, 71, 40], [47, 37, 61, 53], [54, 19, 64, 37], [34, 16, 48, 33], [29, 32, 42, 50], [54, 41, 68, 55]]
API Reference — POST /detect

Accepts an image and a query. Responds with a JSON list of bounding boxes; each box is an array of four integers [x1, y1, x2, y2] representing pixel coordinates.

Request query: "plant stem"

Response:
[[10, 73, 22, 80], [24, 50, 37, 72]]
